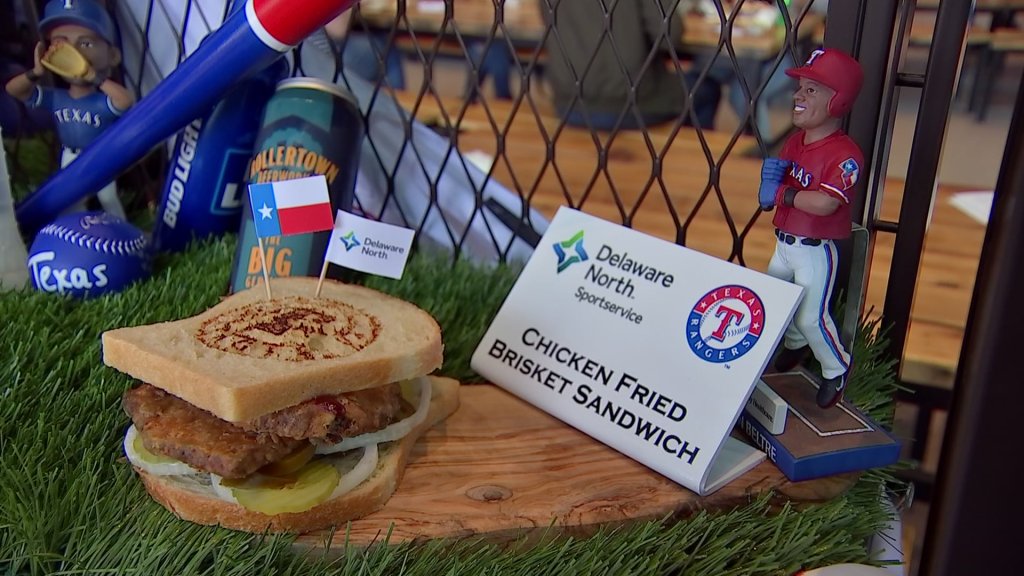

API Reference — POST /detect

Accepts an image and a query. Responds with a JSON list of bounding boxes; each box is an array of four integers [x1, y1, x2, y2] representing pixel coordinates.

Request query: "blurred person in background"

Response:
[[1, 0, 52, 136], [324, 10, 406, 89], [684, 0, 827, 134], [538, 0, 688, 130]]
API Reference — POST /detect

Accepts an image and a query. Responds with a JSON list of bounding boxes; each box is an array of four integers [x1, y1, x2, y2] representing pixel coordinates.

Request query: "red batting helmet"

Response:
[[786, 48, 864, 117]]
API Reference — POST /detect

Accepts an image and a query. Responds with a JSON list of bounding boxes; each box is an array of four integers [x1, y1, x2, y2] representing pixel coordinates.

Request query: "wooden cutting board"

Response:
[[312, 385, 857, 548]]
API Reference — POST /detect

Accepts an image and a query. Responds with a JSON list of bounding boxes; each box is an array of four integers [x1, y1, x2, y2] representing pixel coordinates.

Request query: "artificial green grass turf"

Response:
[[0, 235, 903, 575]]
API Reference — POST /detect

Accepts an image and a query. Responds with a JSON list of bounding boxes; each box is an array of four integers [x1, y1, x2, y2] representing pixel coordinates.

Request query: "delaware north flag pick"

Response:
[[248, 175, 335, 237], [325, 210, 415, 279]]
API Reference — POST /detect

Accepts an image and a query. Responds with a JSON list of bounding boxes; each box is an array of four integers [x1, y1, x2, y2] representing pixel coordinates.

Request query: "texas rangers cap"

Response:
[[786, 48, 864, 116], [39, 0, 118, 45]]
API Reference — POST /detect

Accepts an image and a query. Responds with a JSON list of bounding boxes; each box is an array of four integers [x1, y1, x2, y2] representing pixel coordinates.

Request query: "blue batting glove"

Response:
[[761, 157, 791, 183], [759, 181, 779, 210], [759, 158, 791, 210]]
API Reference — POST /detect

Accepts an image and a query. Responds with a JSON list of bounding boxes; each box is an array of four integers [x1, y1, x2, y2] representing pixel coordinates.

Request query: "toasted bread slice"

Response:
[[103, 278, 442, 422], [136, 376, 460, 534]]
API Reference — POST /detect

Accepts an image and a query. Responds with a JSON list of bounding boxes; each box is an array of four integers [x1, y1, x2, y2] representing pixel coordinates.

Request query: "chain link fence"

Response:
[[3, 0, 830, 265]]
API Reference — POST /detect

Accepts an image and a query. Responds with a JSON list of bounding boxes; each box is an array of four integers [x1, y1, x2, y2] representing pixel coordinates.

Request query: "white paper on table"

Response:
[[948, 191, 993, 226]]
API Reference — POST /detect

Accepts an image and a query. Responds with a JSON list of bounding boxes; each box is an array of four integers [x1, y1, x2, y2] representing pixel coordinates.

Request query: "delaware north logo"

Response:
[[686, 285, 765, 363], [338, 231, 360, 251], [553, 230, 588, 273]]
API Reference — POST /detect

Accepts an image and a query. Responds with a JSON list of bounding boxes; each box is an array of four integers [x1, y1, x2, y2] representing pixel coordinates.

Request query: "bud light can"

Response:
[[229, 77, 364, 293], [152, 56, 288, 252]]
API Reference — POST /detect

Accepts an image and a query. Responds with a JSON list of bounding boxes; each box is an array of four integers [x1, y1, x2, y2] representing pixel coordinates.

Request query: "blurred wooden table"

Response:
[[383, 89, 978, 389], [356, 0, 823, 58], [357, 0, 544, 43], [916, 0, 1024, 10]]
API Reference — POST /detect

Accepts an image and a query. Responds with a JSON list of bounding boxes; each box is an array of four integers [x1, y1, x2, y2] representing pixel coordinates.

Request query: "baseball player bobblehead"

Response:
[[758, 48, 864, 409], [4, 0, 135, 220]]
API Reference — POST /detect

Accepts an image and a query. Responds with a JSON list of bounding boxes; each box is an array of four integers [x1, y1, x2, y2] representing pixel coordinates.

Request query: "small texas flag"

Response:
[[248, 175, 334, 238]]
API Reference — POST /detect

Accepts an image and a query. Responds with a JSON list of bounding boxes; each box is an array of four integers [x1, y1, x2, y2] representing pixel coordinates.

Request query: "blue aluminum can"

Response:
[[151, 56, 288, 252]]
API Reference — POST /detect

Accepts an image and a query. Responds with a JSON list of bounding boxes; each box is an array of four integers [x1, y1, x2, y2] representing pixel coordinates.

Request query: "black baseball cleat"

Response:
[[773, 345, 810, 372], [816, 371, 848, 409]]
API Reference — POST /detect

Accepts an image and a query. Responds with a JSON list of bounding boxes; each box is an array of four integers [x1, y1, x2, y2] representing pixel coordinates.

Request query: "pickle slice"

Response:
[[221, 473, 293, 490], [399, 378, 418, 405], [259, 444, 315, 477], [133, 432, 179, 465], [230, 460, 340, 515]]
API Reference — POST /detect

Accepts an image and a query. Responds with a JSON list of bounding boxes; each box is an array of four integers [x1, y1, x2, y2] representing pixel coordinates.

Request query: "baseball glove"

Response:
[[41, 43, 91, 80]]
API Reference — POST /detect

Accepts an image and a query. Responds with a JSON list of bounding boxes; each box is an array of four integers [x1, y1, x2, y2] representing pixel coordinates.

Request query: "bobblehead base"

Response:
[[738, 368, 901, 483]]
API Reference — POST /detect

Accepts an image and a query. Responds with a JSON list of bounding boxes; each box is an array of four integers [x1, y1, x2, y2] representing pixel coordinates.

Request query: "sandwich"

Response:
[[102, 277, 460, 533]]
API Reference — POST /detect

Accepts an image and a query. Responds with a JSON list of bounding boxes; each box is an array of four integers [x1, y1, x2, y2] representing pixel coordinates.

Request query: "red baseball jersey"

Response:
[[772, 129, 863, 239]]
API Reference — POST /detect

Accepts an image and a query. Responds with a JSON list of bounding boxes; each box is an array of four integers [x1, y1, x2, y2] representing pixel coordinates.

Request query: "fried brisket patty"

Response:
[[242, 383, 405, 443], [123, 383, 406, 479]]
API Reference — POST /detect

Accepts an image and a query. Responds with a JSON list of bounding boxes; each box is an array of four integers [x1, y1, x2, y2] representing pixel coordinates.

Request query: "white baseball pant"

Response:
[[60, 148, 126, 220], [767, 237, 851, 379]]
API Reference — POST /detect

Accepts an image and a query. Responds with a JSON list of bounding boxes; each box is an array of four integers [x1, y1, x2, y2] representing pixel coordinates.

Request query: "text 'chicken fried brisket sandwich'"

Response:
[[102, 277, 460, 533]]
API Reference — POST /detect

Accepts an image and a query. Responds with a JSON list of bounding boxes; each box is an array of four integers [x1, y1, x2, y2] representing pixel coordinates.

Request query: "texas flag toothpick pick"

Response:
[[247, 175, 334, 299]]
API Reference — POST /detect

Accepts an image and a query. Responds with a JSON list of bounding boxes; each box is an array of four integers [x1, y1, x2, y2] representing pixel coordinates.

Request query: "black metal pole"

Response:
[[917, 67, 1024, 576], [882, 0, 973, 376], [819, 0, 898, 340], [822, 0, 898, 228]]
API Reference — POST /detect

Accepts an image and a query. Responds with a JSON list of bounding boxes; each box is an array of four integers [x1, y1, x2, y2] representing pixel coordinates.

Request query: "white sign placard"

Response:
[[471, 207, 803, 495]]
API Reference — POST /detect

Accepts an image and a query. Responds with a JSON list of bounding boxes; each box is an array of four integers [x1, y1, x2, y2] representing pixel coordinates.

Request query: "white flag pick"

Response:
[[320, 210, 415, 287]]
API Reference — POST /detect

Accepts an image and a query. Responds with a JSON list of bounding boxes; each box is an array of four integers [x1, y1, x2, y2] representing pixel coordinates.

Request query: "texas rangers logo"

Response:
[[804, 48, 826, 66], [553, 230, 588, 273], [686, 285, 765, 364], [839, 158, 860, 189]]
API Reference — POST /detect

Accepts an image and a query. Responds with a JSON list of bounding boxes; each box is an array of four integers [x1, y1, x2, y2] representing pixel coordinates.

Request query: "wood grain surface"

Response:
[[309, 384, 856, 547]]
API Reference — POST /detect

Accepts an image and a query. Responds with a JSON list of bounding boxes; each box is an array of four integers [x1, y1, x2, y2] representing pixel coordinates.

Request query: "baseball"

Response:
[[27, 211, 150, 298]]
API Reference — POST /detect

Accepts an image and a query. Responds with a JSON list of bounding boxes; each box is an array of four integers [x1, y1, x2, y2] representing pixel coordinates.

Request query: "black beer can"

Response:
[[229, 77, 364, 293]]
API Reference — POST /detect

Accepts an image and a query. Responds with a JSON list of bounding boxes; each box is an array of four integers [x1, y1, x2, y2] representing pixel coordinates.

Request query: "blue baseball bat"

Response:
[[16, 0, 358, 234]]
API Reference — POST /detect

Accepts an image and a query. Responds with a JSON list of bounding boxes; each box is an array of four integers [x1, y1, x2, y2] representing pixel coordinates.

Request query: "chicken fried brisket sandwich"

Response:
[[102, 277, 460, 533]]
